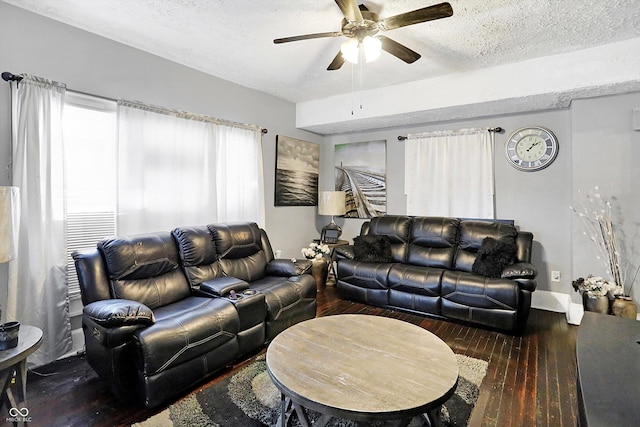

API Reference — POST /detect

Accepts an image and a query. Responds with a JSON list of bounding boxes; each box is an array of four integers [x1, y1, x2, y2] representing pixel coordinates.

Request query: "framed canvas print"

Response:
[[275, 135, 319, 206], [334, 140, 386, 218]]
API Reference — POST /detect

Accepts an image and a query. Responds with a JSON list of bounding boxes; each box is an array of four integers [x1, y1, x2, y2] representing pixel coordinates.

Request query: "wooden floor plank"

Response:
[[21, 287, 578, 426]]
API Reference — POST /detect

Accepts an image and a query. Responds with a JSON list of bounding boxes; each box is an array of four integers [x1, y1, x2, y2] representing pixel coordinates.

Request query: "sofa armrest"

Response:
[[502, 262, 537, 280], [199, 276, 249, 297], [334, 245, 355, 260], [84, 299, 155, 327], [266, 258, 312, 276]]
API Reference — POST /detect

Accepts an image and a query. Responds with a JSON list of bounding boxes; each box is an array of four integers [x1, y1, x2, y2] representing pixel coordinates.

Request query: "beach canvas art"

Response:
[[334, 140, 386, 218], [275, 135, 319, 206]]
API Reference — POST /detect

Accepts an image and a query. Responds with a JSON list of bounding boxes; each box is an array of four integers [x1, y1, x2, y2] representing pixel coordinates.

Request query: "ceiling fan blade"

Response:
[[274, 31, 343, 44], [378, 2, 453, 31], [335, 0, 364, 22], [327, 51, 346, 70], [378, 36, 421, 64]]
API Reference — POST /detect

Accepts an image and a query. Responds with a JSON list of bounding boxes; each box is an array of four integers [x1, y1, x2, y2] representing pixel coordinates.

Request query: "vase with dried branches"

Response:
[[571, 186, 640, 300]]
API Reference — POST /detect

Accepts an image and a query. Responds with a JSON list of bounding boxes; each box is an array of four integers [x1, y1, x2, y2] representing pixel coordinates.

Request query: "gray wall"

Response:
[[323, 94, 640, 309], [0, 3, 322, 318], [322, 109, 572, 297], [571, 93, 640, 303], [2, 3, 639, 319]]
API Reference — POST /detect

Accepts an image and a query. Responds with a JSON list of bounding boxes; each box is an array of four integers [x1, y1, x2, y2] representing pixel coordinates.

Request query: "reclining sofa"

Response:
[[335, 216, 537, 333], [73, 222, 317, 408]]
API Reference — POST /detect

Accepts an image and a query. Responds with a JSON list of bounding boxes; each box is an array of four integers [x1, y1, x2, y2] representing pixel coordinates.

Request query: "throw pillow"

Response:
[[353, 235, 393, 263], [472, 237, 518, 278]]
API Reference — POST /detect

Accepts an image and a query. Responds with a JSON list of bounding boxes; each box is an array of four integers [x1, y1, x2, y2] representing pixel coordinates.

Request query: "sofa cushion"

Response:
[[135, 296, 240, 376], [364, 216, 412, 262], [472, 237, 518, 278], [353, 235, 393, 262], [454, 220, 518, 272], [172, 226, 223, 287], [387, 265, 444, 315], [247, 275, 317, 340], [407, 217, 460, 269], [99, 233, 191, 309], [337, 259, 392, 291], [208, 222, 268, 282]]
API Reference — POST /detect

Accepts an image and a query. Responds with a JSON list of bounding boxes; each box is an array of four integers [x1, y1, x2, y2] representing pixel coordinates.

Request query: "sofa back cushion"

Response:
[[208, 222, 268, 282], [172, 226, 223, 288], [98, 232, 190, 309], [407, 217, 460, 268], [454, 220, 518, 272], [364, 216, 412, 262]]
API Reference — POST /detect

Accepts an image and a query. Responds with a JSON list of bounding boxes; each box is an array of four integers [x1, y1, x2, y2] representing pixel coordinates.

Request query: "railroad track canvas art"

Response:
[[334, 140, 386, 218]]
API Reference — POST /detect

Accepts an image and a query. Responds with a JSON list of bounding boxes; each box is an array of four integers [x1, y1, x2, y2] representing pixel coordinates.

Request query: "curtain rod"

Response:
[[397, 127, 503, 141], [1, 72, 23, 84], [2, 71, 268, 134]]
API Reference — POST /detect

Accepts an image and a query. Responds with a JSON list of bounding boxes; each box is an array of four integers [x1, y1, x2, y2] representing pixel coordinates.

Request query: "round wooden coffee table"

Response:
[[266, 314, 458, 427]]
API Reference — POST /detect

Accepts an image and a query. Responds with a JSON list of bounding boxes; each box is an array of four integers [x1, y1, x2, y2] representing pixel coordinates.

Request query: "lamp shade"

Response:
[[318, 191, 346, 216], [0, 186, 20, 263]]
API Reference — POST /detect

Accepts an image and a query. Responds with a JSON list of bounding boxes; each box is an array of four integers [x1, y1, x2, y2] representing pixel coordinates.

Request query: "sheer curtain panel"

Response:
[[405, 128, 495, 218], [215, 124, 265, 226], [117, 102, 265, 234], [8, 75, 72, 366]]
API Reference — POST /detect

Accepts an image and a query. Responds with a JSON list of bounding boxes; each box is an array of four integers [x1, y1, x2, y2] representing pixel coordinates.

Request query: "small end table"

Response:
[[0, 325, 43, 425], [314, 239, 349, 284]]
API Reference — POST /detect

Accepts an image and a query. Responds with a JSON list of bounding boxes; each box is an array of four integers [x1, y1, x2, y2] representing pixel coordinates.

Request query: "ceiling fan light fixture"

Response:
[[340, 38, 360, 64], [363, 36, 382, 62]]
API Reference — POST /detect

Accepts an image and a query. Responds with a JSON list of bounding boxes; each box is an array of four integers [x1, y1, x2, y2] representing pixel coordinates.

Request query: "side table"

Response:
[[0, 325, 43, 425], [314, 239, 349, 285]]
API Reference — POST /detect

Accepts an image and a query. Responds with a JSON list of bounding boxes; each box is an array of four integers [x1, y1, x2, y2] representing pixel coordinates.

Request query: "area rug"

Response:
[[133, 353, 487, 427]]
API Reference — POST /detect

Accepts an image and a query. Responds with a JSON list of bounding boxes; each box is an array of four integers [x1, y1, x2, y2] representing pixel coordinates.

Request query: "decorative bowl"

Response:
[[0, 321, 20, 350]]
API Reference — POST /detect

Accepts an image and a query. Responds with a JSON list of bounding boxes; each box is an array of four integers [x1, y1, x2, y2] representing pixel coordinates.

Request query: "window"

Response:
[[63, 92, 117, 297], [61, 93, 265, 297]]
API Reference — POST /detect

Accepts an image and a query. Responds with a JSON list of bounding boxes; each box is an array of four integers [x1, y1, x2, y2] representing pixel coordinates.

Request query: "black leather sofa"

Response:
[[73, 222, 317, 408], [335, 216, 537, 333]]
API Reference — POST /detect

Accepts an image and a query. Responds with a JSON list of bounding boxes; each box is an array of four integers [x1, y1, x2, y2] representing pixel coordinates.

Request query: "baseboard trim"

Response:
[[531, 290, 585, 325], [532, 289, 640, 324]]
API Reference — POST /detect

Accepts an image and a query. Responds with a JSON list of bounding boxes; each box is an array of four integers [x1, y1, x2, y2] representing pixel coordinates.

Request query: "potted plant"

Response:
[[301, 242, 330, 292], [572, 276, 620, 314]]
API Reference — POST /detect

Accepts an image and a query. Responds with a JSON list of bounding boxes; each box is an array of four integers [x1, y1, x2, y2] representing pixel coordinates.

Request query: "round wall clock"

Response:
[[505, 126, 559, 172]]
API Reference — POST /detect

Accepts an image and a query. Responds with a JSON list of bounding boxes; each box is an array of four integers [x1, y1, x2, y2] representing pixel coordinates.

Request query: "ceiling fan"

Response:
[[273, 0, 453, 70]]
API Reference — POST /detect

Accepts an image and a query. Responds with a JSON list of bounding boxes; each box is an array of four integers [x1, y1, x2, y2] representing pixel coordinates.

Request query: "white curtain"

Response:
[[9, 75, 72, 366], [405, 128, 495, 218], [117, 102, 265, 234], [215, 124, 265, 225]]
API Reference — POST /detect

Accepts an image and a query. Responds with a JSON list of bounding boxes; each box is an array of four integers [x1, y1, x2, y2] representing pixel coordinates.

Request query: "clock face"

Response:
[[505, 127, 558, 171]]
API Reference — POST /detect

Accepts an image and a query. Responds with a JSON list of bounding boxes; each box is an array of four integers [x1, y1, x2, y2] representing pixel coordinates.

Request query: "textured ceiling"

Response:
[[4, 0, 640, 106]]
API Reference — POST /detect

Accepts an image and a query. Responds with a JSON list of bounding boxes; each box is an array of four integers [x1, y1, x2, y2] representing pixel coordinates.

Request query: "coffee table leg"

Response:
[[422, 405, 443, 427]]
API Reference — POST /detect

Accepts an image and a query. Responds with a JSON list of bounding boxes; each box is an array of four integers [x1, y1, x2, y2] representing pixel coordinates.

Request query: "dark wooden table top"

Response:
[[266, 314, 459, 422], [577, 312, 640, 427]]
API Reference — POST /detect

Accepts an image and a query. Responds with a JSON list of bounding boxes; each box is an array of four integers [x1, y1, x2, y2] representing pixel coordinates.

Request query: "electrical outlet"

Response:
[[551, 270, 561, 282]]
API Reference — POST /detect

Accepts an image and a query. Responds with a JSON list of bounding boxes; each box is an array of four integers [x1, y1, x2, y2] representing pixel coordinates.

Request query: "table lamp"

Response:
[[0, 186, 20, 325], [318, 191, 346, 243]]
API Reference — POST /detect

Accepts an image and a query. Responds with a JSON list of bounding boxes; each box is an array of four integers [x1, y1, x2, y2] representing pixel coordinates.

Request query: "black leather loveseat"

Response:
[[73, 222, 317, 408], [335, 216, 537, 333]]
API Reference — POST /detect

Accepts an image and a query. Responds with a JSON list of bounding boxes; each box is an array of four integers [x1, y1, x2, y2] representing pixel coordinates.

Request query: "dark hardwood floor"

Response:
[[16, 285, 578, 427]]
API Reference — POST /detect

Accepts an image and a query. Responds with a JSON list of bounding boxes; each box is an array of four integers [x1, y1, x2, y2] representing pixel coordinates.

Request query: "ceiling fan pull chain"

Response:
[[351, 62, 356, 115]]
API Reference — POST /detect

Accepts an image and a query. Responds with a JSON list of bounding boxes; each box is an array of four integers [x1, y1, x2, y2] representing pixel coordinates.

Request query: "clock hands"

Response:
[[526, 141, 541, 152]]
